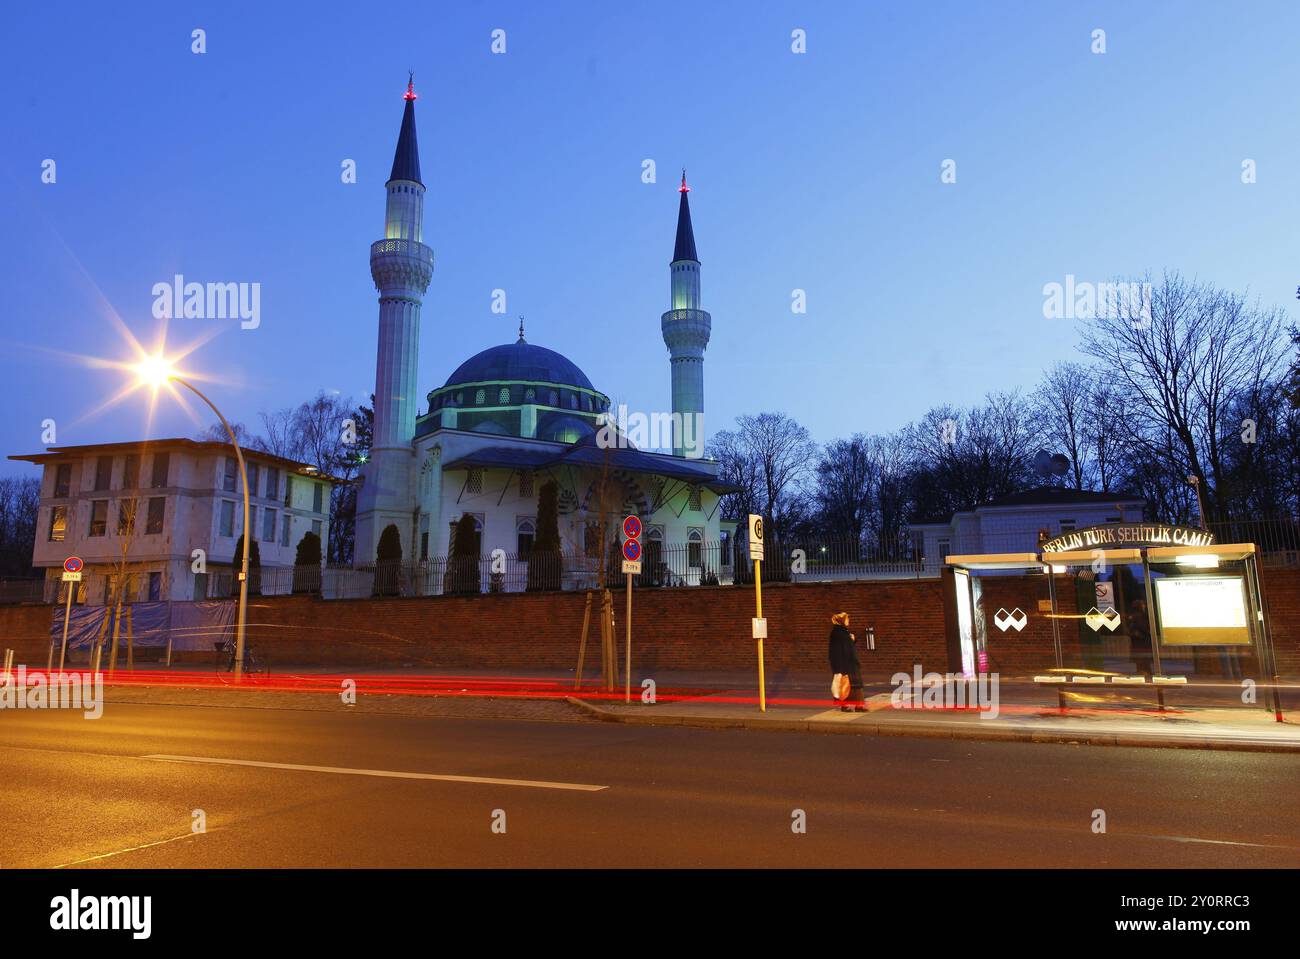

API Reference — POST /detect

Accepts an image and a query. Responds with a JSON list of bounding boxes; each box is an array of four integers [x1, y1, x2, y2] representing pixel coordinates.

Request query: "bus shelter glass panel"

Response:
[[1045, 555, 1151, 676], [952, 565, 1055, 676]]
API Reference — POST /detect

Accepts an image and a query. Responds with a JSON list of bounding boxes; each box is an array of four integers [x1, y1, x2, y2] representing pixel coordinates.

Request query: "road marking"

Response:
[[1141, 834, 1297, 850], [141, 754, 609, 792], [806, 709, 862, 722], [54, 831, 201, 868]]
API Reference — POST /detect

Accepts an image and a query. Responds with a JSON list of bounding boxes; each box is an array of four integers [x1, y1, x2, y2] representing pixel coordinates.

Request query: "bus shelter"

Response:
[[941, 526, 1282, 720]]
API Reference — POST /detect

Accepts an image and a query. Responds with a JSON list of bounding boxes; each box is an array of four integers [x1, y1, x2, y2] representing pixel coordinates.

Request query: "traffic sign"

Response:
[[63, 556, 83, 574], [61, 571, 82, 583], [622, 515, 642, 540], [748, 514, 765, 561], [622, 539, 641, 562], [621, 560, 642, 575]]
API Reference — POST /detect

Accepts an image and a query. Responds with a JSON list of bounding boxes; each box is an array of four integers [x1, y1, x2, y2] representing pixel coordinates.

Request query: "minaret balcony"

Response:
[[370, 238, 434, 293], [661, 308, 712, 357]]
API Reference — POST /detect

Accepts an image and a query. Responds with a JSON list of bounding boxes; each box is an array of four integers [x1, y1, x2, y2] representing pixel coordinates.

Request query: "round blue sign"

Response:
[[622, 539, 641, 562]]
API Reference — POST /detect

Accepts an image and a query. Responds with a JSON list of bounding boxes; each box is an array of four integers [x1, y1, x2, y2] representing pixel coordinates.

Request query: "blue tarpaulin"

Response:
[[50, 601, 236, 653]]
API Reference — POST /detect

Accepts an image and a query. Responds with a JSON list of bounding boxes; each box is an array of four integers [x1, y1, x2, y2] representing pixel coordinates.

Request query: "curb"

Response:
[[564, 698, 1300, 754]]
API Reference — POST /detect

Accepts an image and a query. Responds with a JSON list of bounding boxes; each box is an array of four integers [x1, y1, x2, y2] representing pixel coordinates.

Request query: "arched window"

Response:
[[516, 519, 535, 559], [499, 387, 511, 404], [475, 388, 486, 405], [569, 394, 578, 410], [548, 390, 558, 406], [688, 528, 703, 569], [525, 388, 536, 402]]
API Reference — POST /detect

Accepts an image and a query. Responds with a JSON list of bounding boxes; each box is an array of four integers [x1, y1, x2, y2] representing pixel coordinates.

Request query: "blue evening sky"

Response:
[[2, 1, 1297, 476]]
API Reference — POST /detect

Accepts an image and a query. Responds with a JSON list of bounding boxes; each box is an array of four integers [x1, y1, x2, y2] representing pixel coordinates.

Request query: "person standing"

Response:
[[829, 611, 866, 712]]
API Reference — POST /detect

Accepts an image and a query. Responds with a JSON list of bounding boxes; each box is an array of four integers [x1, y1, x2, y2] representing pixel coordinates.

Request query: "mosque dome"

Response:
[[443, 340, 595, 392], [419, 327, 610, 442]]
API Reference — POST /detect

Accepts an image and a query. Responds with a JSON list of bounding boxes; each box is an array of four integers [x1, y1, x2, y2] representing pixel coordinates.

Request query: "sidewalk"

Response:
[[568, 673, 1300, 753]]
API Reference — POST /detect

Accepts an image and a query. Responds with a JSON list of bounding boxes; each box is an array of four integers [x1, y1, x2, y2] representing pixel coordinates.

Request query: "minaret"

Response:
[[660, 170, 711, 458], [355, 75, 435, 563]]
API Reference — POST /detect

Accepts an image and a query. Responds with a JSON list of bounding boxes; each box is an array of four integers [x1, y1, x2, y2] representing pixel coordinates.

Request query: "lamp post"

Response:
[[136, 359, 250, 681], [1188, 474, 1209, 531]]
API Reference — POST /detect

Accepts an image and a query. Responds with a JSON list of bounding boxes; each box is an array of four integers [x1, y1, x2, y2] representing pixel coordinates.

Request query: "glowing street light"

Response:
[[133, 354, 251, 681]]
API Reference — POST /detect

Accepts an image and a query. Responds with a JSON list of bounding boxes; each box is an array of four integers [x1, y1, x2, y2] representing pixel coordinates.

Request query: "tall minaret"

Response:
[[355, 76, 435, 563], [660, 170, 711, 458]]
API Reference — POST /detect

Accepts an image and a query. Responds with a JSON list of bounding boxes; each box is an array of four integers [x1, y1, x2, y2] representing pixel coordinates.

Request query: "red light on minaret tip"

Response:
[[679, 169, 690, 193], [404, 74, 417, 101]]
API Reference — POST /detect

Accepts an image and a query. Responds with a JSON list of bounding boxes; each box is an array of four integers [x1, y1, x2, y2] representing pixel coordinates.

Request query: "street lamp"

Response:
[[1187, 474, 1209, 531], [135, 356, 251, 681]]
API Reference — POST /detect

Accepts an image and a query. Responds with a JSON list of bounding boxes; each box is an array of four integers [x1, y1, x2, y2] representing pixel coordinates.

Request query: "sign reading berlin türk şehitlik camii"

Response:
[[1040, 522, 1215, 555]]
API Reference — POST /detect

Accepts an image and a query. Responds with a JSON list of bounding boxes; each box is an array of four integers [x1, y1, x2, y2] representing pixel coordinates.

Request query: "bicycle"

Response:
[[213, 637, 270, 685]]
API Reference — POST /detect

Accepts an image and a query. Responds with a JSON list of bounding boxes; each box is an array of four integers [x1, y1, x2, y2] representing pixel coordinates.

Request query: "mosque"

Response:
[[353, 79, 737, 584]]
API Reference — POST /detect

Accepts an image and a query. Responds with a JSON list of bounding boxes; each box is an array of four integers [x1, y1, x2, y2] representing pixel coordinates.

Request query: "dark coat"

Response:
[[828, 624, 860, 675]]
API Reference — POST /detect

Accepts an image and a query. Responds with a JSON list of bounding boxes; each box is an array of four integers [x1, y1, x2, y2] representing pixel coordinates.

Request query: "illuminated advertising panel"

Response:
[[1154, 576, 1251, 646]]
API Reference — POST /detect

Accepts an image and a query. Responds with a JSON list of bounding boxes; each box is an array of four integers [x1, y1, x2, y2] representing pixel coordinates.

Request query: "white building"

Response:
[[9, 440, 341, 604], [910, 487, 1147, 565], [353, 78, 737, 584]]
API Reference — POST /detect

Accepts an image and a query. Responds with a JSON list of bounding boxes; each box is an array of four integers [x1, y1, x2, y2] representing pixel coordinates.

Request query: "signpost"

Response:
[[620, 517, 641, 704], [748, 515, 766, 712], [58, 556, 83, 674]]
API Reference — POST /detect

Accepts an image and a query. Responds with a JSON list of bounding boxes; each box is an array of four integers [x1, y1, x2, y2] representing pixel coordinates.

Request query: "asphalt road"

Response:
[[2, 702, 1297, 868]]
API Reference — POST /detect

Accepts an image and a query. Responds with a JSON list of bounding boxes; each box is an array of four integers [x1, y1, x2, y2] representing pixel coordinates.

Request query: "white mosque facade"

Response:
[[353, 80, 737, 586]]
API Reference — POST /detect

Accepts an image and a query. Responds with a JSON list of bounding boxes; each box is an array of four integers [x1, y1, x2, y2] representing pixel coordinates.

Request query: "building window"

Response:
[[584, 523, 602, 559], [475, 388, 486, 405], [938, 540, 951, 561], [524, 388, 536, 402], [48, 506, 67, 542], [519, 471, 534, 498], [498, 387, 510, 404], [688, 528, 703, 569], [548, 390, 558, 406], [517, 519, 535, 559], [466, 469, 483, 495], [265, 467, 279, 501], [148, 572, 163, 602], [262, 508, 276, 542], [312, 519, 322, 539], [150, 452, 170, 488], [280, 514, 291, 547], [249, 506, 257, 541], [89, 500, 108, 537], [247, 462, 259, 497], [146, 497, 165, 535], [688, 485, 702, 512], [117, 498, 137, 535], [223, 458, 237, 493], [646, 527, 663, 572], [568, 394, 578, 410], [123, 454, 140, 489], [313, 482, 324, 514], [94, 456, 112, 491], [419, 514, 429, 561], [220, 500, 235, 538], [1059, 520, 1076, 533], [451, 514, 483, 555], [54, 463, 72, 498], [284, 475, 294, 507]]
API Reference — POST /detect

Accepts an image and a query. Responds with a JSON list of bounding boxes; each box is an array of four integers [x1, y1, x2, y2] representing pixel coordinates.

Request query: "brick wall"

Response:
[[2, 567, 1296, 676]]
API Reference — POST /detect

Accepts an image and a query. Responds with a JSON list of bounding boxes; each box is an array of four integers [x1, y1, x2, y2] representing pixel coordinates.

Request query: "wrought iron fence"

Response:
[[1207, 517, 1300, 567], [6, 518, 1299, 607]]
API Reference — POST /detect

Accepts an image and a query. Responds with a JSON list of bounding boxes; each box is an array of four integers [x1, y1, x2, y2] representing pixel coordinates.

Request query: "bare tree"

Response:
[[1033, 362, 1094, 490], [710, 413, 816, 540], [1080, 271, 1288, 521]]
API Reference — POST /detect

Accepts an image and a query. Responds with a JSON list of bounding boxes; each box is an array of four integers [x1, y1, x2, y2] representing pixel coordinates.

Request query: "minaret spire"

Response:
[[390, 75, 422, 184], [672, 170, 698, 263], [517, 316, 526, 344]]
